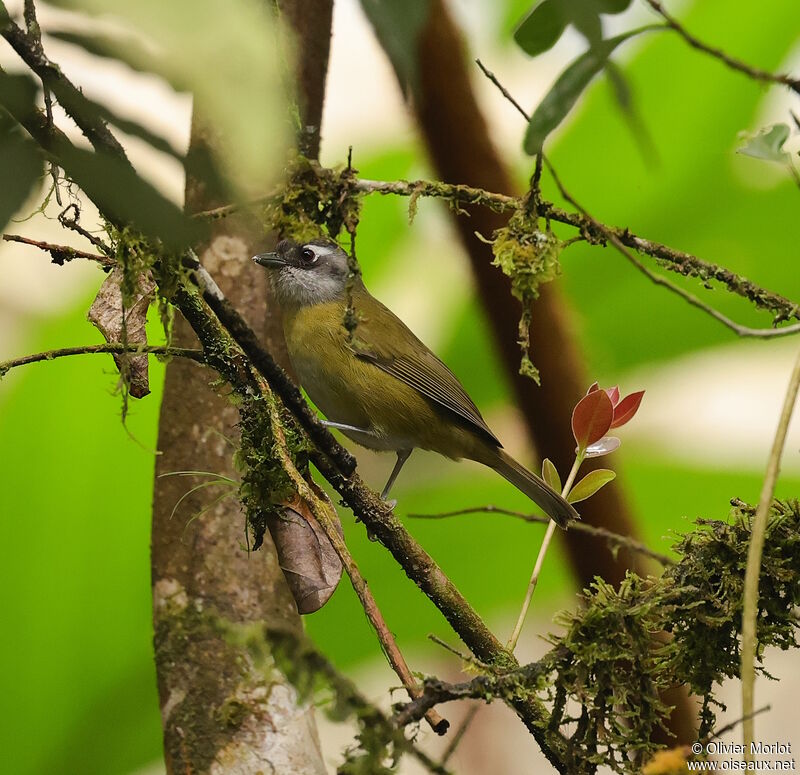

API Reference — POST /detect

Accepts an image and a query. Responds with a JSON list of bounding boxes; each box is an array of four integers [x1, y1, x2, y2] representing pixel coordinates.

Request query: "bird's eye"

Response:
[[300, 247, 317, 264]]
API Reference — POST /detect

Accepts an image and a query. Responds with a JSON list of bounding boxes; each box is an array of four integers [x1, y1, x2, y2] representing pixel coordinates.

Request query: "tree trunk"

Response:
[[151, 3, 334, 772]]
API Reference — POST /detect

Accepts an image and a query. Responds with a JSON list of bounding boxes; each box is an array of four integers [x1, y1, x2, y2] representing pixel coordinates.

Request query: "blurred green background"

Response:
[[2, 0, 800, 773]]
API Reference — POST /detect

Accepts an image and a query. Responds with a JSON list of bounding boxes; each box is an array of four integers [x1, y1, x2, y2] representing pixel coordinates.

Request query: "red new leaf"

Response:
[[572, 389, 614, 451], [606, 385, 620, 405], [586, 381, 600, 394], [610, 390, 645, 429]]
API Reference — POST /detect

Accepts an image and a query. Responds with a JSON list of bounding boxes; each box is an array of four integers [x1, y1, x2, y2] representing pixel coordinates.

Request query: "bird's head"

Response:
[[252, 238, 350, 307]]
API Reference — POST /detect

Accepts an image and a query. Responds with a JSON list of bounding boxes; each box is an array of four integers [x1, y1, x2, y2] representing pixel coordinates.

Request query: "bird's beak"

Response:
[[252, 252, 285, 268]]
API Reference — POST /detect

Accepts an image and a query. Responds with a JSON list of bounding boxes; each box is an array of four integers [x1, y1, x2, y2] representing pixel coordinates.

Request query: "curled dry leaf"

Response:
[[267, 495, 343, 615], [88, 267, 155, 398]]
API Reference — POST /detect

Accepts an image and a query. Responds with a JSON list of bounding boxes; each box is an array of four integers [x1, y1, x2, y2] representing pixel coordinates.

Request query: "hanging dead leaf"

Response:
[[88, 267, 155, 398], [267, 495, 343, 615]]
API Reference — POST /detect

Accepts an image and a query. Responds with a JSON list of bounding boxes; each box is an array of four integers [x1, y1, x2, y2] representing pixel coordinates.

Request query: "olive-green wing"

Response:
[[349, 288, 501, 448]]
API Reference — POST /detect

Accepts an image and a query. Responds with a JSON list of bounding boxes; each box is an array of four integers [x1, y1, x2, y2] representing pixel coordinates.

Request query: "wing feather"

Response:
[[348, 288, 501, 448]]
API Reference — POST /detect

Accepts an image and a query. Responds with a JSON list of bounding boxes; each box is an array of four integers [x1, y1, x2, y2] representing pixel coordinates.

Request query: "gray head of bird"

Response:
[[252, 238, 350, 308]]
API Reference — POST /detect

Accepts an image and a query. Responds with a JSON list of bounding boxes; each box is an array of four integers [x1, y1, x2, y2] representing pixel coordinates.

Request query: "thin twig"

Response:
[[740, 349, 800, 756], [3, 233, 114, 267], [0, 12, 130, 160], [644, 0, 800, 95], [474, 58, 800, 330], [267, 630, 450, 775], [409, 504, 673, 566], [427, 634, 492, 671], [263, 383, 449, 735], [0, 344, 204, 376], [707, 704, 770, 743], [542, 158, 800, 339], [440, 704, 480, 766], [393, 659, 550, 728], [508, 455, 582, 652], [58, 204, 114, 254], [475, 59, 529, 121]]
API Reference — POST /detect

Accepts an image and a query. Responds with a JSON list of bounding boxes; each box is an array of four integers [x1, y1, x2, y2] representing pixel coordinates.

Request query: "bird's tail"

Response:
[[490, 449, 578, 529]]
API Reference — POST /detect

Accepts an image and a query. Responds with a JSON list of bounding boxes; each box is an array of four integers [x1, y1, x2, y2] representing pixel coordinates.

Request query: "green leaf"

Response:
[[0, 117, 43, 231], [49, 0, 289, 194], [523, 25, 662, 155], [541, 457, 562, 492], [0, 74, 43, 230], [567, 469, 616, 503], [58, 145, 204, 248], [595, 0, 632, 13], [514, 0, 569, 56], [737, 123, 791, 163], [359, 0, 431, 93]]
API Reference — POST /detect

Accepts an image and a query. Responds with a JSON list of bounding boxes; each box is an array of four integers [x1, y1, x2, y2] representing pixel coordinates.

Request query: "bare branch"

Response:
[[409, 503, 674, 566], [0, 343, 204, 376], [644, 0, 800, 95], [262, 385, 449, 735], [542, 157, 800, 338], [3, 233, 113, 267]]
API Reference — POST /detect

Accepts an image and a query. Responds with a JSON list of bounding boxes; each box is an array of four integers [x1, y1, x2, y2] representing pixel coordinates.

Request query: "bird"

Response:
[[252, 238, 578, 528]]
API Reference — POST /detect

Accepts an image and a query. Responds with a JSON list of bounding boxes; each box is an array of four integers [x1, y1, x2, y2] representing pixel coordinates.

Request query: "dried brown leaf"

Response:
[[88, 267, 155, 397], [267, 496, 343, 614]]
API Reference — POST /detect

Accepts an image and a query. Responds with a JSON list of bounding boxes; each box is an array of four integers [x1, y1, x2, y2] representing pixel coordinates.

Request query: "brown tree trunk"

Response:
[[150, 3, 334, 772], [409, 0, 696, 744]]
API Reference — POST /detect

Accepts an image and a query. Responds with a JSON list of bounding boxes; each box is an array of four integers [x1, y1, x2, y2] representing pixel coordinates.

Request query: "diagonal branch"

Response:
[[261, 381, 449, 735], [474, 59, 800, 331], [0, 5, 130, 159]]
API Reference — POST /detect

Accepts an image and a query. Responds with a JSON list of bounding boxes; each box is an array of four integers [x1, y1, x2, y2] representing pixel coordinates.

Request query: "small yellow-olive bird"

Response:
[[253, 238, 578, 528]]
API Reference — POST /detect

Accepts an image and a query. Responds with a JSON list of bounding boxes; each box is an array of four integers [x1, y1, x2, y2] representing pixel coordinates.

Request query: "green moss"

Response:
[[540, 499, 800, 771], [153, 592, 252, 773], [235, 392, 309, 551], [262, 156, 361, 244], [489, 204, 562, 384]]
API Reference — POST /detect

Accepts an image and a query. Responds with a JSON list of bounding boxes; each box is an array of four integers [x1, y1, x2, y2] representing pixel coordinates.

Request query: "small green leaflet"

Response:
[[567, 469, 616, 504], [541, 458, 562, 492], [359, 0, 430, 94]]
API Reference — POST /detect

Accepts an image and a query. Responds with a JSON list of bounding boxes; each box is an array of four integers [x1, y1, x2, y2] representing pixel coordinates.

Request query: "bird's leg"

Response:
[[321, 420, 371, 434], [381, 449, 412, 501]]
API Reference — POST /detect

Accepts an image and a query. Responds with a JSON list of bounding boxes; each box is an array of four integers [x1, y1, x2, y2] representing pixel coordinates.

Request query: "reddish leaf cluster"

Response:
[[571, 383, 645, 456]]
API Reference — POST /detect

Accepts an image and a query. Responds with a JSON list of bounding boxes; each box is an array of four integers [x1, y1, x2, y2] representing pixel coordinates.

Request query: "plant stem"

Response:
[[741, 348, 800, 757], [507, 453, 583, 652]]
